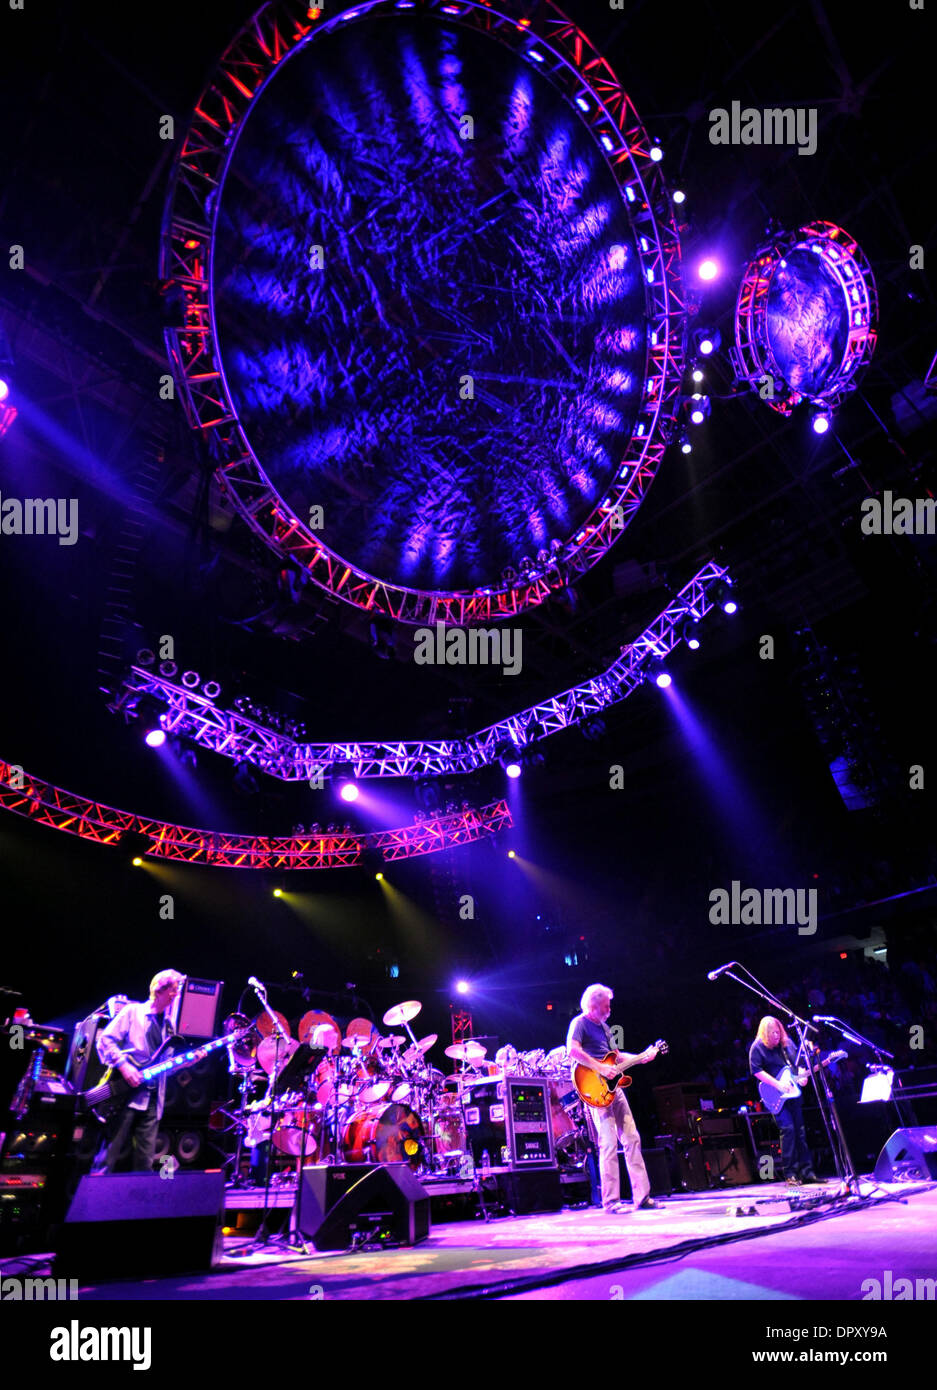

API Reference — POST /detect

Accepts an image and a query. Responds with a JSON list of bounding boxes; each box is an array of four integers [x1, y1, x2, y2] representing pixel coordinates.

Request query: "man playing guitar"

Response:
[[94, 969, 185, 1173], [566, 983, 663, 1214], [749, 1015, 820, 1184]]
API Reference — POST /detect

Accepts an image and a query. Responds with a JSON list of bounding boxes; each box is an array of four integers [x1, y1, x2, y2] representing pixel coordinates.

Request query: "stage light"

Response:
[[694, 327, 721, 358], [699, 337, 715, 356], [339, 782, 359, 802], [691, 369, 704, 383], [724, 599, 738, 614], [698, 258, 720, 282], [505, 762, 522, 779], [203, 680, 221, 699], [655, 671, 672, 688], [672, 190, 686, 205], [375, 872, 384, 881], [132, 857, 143, 867], [0, 379, 9, 402], [681, 440, 692, 454], [690, 405, 705, 425], [812, 411, 831, 435], [455, 980, 470, 994], [649, 142, 663, 162], [181, 670, 200, 689], [681, 618, 701, 649], [273, 888, 283, 898], [145, 728, 166, 748]]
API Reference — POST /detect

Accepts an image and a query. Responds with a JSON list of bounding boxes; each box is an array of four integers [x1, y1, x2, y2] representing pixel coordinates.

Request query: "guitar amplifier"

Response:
[[176, 978, 223, 1039]]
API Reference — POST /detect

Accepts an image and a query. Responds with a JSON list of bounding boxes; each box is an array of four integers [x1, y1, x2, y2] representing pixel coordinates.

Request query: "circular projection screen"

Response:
[[163, 1, 686, 622], [733, 220, 877, 419]]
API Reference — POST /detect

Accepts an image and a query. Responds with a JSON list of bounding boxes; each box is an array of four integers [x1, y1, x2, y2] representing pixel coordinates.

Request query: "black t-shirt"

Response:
[[749, 1039, 797, 1079], [567, 1013, 614, 1060]]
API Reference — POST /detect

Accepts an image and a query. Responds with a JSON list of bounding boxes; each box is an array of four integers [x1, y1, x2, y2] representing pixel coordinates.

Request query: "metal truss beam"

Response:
[[119, 561, 730, 779], [0, 761, 510, 870]]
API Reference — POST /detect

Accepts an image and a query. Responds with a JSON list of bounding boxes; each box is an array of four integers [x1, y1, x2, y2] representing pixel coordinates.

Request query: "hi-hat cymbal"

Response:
[[377, 1034, 406, 1049], [444, 1040, 487, 1061], [298, 1011, 341, 1053], [382, 1000, 422, 1027]]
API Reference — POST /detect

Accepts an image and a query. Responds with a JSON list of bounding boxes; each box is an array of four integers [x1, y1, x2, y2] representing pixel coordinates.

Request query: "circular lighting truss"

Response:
[[160, 0, 687, 624], [732, 220, 877, 418]]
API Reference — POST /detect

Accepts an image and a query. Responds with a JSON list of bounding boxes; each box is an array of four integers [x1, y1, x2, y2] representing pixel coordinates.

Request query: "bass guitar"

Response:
[[81, 1024, 252, 1120], [574, 1039, 669, 1109], [757, 1050, 847, 1115]]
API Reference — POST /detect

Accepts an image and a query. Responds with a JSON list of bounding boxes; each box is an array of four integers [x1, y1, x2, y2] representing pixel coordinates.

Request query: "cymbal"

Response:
[[256, 1035, 299, 1076], [344, 1017, 378, 1053], [444, 1040, 487, 1061], [298, 1010, 341, 1053], [414, 1033, 437, 1054], [253, 1011, 291, 1041], [377, 1034, 406, 1049], [382, 1000, 422, 1027]]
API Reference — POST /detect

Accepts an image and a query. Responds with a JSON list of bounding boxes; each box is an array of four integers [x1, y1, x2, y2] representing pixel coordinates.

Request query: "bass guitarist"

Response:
[[566, 983, 663, 1214], [749, 1015, 820, 1184], [94, 969, 185, 1173]]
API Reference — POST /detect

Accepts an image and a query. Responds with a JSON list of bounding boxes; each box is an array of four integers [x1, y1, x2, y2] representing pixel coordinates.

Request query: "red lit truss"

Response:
[[0, 763, 510, 870], [159, 0, 688, 624]]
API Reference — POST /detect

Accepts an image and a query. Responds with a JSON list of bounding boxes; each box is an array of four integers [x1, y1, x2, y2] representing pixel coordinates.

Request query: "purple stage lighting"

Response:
[[455, 980, 470, 995], [698, 258, 719, 281], [812, 412, 831, 435], [505, 762, 522, 779], [699, 337, 715, 356], [723, 599, 738, 615], [339, 782, 359, 802], [145, 728, 166, 748], [690, 407, 705, 425], [0, 379, 9, 403], [655, 671, 672, 688]]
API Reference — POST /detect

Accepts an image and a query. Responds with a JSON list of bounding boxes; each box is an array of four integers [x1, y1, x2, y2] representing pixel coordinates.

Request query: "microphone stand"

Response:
[[707, 961, 866, 1203], [244, 978, 291, 1250]]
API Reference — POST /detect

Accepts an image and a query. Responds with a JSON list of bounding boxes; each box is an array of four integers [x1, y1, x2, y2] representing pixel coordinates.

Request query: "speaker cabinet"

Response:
[[873, 1127, 937, 1182], [53, 1171, 225, 1278], [297, 1163, 430, 1251], [495, 1166, 562, 1214]]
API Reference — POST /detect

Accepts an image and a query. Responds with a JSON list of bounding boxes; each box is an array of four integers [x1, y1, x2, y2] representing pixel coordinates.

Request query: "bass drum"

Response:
[[342, 1102, 424, 1169]]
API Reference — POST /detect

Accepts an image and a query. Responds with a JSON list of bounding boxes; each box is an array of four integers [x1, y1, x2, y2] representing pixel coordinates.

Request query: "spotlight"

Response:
[[132, 857, 143, 867], [724, 598, 738, 615], [691, 369, 704, 384], [508, 850, 517, 859], [273, 888, 283, 898], [135, 648, 156, 667], [713, 579, 738, 615], [649, 141, 663, 162], [698, 258, 720, 282], [699, 337, 715, 356], [339, 782, 359, 802], [681, 618, 701, 650], [690, 402, 708, 425], [159, 660, 178, 678], [812, 411, 831, 435], [181, 670, 200, 689], [145, 728, 166, 748], [680, 438, 692, 455], [203, 680, 221, 699], [505, 762, 522, 779], [375, 872, 384, 881], [455, 980, 470, 994], [0, 379, 9, 403], [693, 327, 722, 358], [648, 662, 672, 688], [672, 190, 686, 204]]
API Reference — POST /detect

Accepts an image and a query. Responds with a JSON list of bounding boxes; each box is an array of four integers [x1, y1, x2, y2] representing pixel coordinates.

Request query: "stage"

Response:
[[5, 1179, 933, 1302]]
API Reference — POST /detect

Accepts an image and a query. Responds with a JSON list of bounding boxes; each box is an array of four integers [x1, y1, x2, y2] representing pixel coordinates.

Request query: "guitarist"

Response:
[[566, 984, 662, 1214], [94, 970, 184, 1173], [749, 1016, 820, 1185]]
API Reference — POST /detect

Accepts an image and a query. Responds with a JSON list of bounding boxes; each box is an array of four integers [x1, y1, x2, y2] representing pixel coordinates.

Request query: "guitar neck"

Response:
[[141, 1029, 236, 1082]]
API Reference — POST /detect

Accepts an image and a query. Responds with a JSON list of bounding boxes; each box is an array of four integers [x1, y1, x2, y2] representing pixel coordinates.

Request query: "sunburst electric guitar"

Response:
[[574, 1039, 669, 1109]]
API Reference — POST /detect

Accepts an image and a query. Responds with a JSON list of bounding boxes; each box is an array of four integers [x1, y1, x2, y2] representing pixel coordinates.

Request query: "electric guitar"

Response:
[[757, 1050, 847, 1115], [81, 1025, 252, 1120], [574, 1040, 669, 1109]]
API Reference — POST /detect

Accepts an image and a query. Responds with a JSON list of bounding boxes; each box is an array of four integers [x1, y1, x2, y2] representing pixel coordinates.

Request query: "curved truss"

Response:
[[159, 0, 687, 623], [0, 762, 510, 870], [116, 561, 729, 779], [732, 220, 877, 418]]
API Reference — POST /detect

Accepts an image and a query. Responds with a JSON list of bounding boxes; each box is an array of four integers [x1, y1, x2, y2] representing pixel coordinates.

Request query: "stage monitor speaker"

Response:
[[53, 1171, 224, 1278], [298, 1163, 430, 1251], [873, 1127, 937, 1182]]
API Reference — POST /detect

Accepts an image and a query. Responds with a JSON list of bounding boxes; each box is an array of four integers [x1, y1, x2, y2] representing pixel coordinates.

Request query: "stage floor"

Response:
[[7, 1179, 934, 1301]]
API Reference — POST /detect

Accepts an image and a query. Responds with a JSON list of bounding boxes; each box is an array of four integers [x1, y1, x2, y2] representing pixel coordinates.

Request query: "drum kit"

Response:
[[222, 1003, 592, 1182]]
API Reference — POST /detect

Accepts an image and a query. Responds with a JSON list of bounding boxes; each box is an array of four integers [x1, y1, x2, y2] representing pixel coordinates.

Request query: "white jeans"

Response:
[[588, 1089, 650, 1209]]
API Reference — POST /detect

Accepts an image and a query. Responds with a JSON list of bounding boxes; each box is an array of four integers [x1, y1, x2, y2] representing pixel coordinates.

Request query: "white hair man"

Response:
[[95, 969, 185, 1172], [566, 983, 663, 1214]]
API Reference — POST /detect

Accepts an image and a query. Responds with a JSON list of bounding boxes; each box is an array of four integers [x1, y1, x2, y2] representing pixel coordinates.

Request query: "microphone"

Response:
[[248, 976, 266, 995], [707, 961, 737, 981]]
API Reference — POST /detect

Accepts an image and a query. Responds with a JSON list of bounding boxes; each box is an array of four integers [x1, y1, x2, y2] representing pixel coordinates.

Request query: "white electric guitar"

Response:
[[758, 1051, 847, 1115]]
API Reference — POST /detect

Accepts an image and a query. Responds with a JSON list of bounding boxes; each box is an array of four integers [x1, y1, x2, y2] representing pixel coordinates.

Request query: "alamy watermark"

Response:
[[709, 102, 817, 157], [1, 1276, 78, 1301], [0, 493, 78, 546], [413, 622, 522, 676], [709, 881, 817, 935], [861, 1270, 936, 1300], [50, 1321, 151, 1370], [860, 492, 935, 535]]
